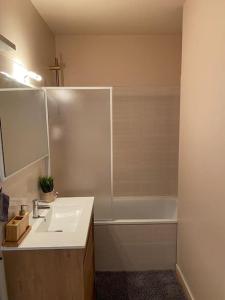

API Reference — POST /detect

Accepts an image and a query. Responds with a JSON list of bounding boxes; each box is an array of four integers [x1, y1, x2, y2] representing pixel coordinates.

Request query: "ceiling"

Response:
[[31, 0, 184, 35]]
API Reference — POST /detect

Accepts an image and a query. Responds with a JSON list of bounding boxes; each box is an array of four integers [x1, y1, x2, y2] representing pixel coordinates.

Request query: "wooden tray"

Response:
[[3, 225, 32, 247]]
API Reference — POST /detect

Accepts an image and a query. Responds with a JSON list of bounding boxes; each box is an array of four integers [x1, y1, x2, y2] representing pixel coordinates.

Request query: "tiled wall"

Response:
[[0, 159, 47, 242], [113, 87, 180, 196], [2, 159, 47, 217]]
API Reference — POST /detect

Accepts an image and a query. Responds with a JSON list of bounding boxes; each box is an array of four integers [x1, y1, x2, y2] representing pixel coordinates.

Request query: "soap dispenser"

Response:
[[19, 205, 28, 216], [18, 204, 29, 234]]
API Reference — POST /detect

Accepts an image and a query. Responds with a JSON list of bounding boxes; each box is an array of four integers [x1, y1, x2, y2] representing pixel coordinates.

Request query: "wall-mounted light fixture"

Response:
[[12, 62, 42, 84], [0, 34, 42, 86], [27, 71, 42, 82], [0, 63, 42, 86]]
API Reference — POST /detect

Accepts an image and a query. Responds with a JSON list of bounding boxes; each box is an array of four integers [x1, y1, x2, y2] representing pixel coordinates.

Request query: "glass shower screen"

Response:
[[47, 88, 112, 220]]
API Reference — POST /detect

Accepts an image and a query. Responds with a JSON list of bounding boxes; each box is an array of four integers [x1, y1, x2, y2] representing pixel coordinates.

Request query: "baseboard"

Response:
[[176, 264, 195, 300]]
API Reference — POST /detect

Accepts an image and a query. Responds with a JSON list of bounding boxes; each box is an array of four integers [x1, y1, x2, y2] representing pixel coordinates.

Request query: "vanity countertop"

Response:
[[2, 197, 94, 251]]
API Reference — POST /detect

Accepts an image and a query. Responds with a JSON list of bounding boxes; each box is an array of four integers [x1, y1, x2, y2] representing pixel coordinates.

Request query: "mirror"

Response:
[[0, 88, 49, 179]]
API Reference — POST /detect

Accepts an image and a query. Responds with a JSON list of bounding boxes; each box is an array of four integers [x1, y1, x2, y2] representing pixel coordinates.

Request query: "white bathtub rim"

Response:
[[113, 195, 177, 202]]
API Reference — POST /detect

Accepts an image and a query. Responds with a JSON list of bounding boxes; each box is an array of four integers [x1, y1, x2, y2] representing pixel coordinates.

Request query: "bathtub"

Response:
[[94, 196, 177, 271]]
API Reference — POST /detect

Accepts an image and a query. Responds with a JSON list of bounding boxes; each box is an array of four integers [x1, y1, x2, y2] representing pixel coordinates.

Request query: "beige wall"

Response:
[[178, 0, 225, 299], [0, 0, 55, 85], [0, 0, 55, 241], [2, 159, 47, 218], [56, 34, 182, 87], [0, 158, 47, 242]]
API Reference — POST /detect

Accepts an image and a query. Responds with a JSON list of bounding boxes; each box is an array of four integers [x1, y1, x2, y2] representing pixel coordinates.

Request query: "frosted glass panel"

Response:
[[0, 89, 48, 177], [47, 89, 112, 220]]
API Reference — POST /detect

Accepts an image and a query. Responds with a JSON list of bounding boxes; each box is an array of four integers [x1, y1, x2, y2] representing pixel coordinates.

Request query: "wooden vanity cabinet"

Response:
[[3, 219, 95, 300]]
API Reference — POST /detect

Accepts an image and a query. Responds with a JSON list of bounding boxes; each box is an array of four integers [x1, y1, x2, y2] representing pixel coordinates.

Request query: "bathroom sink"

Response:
[[5, 197, 94, 250], [36, 204, 83, 233]]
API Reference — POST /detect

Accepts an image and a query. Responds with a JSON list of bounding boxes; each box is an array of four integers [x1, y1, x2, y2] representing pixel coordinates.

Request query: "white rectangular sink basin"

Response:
[[2, 197, 94, 250], [36, 204, 83, 233]]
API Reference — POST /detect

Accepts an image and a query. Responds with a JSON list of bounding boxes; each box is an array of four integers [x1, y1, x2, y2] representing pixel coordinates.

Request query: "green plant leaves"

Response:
[[39, 176, 54, 193]]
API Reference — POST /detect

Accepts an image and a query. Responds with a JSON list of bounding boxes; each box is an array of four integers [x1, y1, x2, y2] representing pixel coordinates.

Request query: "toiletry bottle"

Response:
[[19, 205, 28, 216]]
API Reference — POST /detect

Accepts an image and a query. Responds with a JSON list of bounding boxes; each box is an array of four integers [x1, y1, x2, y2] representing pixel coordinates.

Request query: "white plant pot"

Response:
[[40, 191, 57, 203]]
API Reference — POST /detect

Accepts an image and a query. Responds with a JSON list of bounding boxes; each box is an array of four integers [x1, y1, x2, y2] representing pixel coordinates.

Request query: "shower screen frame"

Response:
[[0, 86, 113, 220], [45, 87, 113, 221]]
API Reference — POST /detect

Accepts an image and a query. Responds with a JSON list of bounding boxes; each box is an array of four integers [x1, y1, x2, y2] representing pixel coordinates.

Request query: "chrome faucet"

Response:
[[32, 199, 50, 219]]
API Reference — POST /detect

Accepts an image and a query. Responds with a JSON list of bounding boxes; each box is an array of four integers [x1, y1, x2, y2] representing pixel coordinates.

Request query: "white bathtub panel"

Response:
[[94, 224, 177, 271], [96, 224, 176, 243]]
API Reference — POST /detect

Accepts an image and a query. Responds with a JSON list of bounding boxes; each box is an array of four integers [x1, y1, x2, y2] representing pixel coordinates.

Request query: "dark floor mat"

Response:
[[95, 270, 186, 300]]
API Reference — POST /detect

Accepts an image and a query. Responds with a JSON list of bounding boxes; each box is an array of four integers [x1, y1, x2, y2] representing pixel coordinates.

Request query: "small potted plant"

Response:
[[39, 176, 57, 203]]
